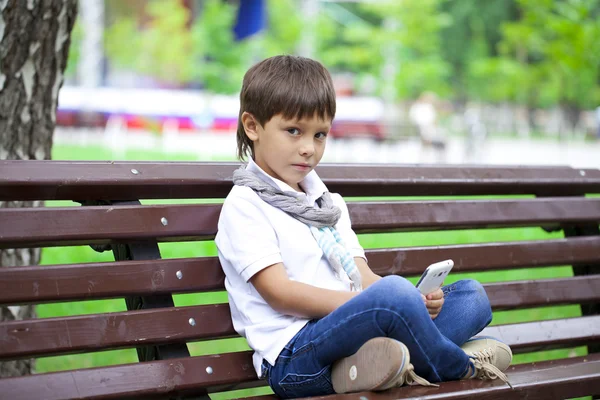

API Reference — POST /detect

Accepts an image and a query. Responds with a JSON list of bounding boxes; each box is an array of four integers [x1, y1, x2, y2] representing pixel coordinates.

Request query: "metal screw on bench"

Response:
[[206, 366, 213, 375], [161, 217, 168, 226], [130, 168, 139, 175], [580, 170, 586, 176], [176, 270, 183, 279], [189, 318, 196, 326]]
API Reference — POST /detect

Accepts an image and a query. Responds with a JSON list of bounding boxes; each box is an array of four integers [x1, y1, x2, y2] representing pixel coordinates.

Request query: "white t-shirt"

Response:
[[215, 159, 366, 377]]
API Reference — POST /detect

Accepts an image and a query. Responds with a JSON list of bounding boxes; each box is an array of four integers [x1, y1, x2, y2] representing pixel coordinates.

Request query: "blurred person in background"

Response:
[[464, 103, 488, 163], [409, 92, 447, 163]]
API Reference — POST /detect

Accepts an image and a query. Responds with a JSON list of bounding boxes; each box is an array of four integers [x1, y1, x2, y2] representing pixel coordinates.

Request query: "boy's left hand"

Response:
[[422, 289, 444, 319]]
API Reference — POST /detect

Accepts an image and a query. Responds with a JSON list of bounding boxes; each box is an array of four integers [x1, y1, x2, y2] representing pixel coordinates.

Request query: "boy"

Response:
[[215, 55, 512, 398]]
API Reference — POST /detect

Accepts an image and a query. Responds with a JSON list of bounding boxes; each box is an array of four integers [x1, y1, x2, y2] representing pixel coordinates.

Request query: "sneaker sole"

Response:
[[331, 337, 408, 394]]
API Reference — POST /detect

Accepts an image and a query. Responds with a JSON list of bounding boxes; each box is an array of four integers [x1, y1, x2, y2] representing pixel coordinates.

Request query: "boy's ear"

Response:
[[241, 112, 259, 142]]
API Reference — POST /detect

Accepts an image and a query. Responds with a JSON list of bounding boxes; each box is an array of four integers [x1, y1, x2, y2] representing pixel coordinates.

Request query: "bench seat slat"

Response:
[[2, 283, 598, 360], [1, 198, 599, 249], [2, 237, 599, 305], [2, 160, 599, 201], [0, 352, 598, 400], [299, 354, 600, 400], [481, 315, 600, 354]]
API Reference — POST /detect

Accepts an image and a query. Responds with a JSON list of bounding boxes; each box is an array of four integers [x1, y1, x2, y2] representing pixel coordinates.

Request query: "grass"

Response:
[[29, 143, 595, 398], [52, 143, 203, 162]]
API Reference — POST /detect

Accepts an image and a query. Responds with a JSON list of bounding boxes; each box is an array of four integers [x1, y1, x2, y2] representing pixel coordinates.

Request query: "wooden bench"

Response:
[[1, 160, 599, 400]]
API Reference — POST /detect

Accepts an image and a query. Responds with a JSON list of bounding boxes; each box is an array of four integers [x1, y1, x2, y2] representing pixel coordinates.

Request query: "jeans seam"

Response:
[[290, 343, 313, 360]]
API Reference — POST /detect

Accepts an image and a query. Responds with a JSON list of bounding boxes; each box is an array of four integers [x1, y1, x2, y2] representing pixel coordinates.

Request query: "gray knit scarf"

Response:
[[233, 166, 362, 291]]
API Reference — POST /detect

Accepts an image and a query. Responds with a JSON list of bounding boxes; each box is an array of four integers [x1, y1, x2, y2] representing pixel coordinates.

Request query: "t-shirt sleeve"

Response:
[[216, 193, 282, 282], [332, 193, 367, 261]]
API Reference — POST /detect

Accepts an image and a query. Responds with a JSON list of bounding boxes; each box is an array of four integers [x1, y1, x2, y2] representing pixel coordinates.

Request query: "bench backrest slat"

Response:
[[0, 350, 257, 400], [368, 236, 600, 276], [485, 275, 600, 310], [2, 161, 599, 200], [0, 304, 234, 360], [2, 198, 599, 248], [2, 278, 598, 360], [1, 236, 599, 305]]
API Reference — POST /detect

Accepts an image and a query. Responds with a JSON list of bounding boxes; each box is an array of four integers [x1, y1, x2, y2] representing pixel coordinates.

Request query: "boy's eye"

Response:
[[315, 132, 328, 139], [287, 128, 300, 135]]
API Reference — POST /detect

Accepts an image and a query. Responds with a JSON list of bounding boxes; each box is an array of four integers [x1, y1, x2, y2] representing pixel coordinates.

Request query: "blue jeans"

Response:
[[262, 276, 492, 398]]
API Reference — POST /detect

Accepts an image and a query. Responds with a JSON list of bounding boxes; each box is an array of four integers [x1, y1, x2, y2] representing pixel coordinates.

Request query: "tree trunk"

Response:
[[0, 0, 77, 377]]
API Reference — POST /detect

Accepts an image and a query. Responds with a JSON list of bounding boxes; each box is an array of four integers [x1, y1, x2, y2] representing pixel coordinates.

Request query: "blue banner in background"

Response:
[[233, 0, 266, 40]]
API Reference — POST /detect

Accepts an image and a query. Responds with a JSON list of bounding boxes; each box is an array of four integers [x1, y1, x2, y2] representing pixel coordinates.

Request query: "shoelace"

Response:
[[382, 362, 439, 390], [404, 363, 439, 387], [471, 348, 513, 388]]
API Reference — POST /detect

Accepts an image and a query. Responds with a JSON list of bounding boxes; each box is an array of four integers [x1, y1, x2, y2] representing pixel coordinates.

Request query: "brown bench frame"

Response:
[[0, 160, 599, 400]]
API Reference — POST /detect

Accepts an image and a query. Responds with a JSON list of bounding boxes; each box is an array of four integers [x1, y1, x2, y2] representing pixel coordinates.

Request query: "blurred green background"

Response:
[[71, 0, 600, 113]]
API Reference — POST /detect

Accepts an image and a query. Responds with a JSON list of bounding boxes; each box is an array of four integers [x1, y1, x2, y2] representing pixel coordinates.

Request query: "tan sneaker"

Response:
[[331, 337, 437, 394], [461, 336, 513, 387]]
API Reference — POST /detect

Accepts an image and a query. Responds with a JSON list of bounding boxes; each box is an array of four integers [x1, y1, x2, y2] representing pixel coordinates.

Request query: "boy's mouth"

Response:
[[292, 163, 311, 172]]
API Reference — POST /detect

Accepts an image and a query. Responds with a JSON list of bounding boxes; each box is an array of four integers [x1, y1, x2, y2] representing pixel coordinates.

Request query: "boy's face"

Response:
[[242, 112, 331, 192]]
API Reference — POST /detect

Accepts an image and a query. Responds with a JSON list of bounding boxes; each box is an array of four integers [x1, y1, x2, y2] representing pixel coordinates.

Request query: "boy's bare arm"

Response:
[[250, 263, 359, 319], [354, 257, 381, 289]]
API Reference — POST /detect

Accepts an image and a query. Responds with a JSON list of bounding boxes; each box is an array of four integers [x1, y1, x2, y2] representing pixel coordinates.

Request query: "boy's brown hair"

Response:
[[236, 55, 336, 160]]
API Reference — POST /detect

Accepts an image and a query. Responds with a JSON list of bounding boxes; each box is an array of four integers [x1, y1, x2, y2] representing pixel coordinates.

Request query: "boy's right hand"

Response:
[[421, 289, 444, 319]]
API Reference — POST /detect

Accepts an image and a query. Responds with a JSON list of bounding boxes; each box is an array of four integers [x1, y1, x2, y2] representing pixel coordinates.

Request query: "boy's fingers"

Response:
[[427, 289, 444, 300], [426, 298, 444, 309]]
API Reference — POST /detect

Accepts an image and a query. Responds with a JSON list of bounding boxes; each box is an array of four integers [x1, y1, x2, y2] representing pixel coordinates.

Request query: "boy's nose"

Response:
[[299, 142, 315, 157]]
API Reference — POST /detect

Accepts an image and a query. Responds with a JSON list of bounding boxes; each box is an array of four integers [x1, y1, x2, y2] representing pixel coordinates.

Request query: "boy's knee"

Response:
[[457, 279, 492, 322], [375, 275, 412, 290], [461, 279, 488, 298], [368, 275, 422, 306], [358, 275, 424, 332]]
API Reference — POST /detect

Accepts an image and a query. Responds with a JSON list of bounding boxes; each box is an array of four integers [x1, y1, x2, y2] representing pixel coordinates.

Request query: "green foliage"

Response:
[[258, 0, 303, 57], [440, 0, 519, 100], [104, 17, 140, 70], [190, 0, 247, 93], [315, 0, 451, 99], [105, 0, 194, 85], [64, 17, 83, 78], [467, 57, 525, 103], [506, 0, 600, 109], [100, 0, 600, 109], [103, 0, 302, 93]]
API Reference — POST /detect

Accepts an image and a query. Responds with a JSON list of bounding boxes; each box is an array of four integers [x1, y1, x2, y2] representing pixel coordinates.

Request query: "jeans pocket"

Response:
[[278, 366, 334, 398], [261, 360, 271, 380]]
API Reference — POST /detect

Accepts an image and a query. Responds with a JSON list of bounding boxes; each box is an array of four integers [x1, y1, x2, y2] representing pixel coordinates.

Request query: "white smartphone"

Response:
[[415, 259, 454, 295]]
